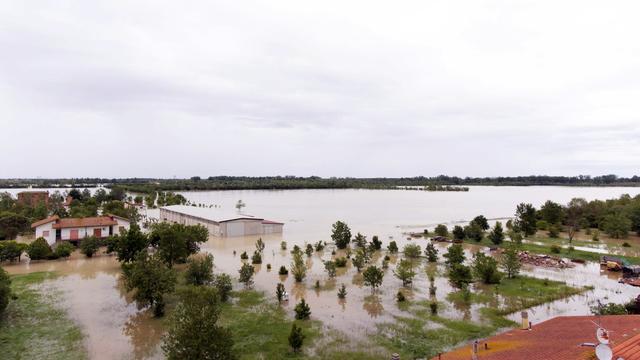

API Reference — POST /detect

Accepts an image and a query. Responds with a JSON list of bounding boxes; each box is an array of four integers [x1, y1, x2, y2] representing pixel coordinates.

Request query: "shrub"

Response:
[[448, 264, 472, 289], [443, 244, 465, 267], [0, 241, 25, 262], [434, 224, 449, 237], [288, 323, 305, 353], [80, 236, 101, 258], [429, 301, 438, 315], [324, 260, 337, 277], [622, 242, 631, 247], [592, 230, 600, 242], [548, 224, 561, 238], [266, 263, 271, 270], [464, 222, 484, 242], [185, 254, 214, 286], [394, 259, 416, 287], [425, 243, 438, 262], [387, 241, 399, 253], [0, 268, 10, 316], [54, 242, 75, 258], [276, 283, 286, 303], [239, 263, 254, 287], [363, 266, 384, 292], [334, 257, 348, 267], [472, 252, 502, 284], [280, 241, 287, 250], [403, 244, 422, 258], [278, 266, 289, 275], [452, 225, 465, 240], [27, 237, 52, 260], [294, 298, 311, 320], [550, 244, 561, 254], [305, 244, 313, 257], [337, 284, 347, 299], [213, 273, 232, 302], [240, 251, 249, 260], [370, 236, 382, 250], [536, 220, 549, 230], [489, 222, 505, 245], [396, 291, 406, 302], [314, 241, 325, 252]]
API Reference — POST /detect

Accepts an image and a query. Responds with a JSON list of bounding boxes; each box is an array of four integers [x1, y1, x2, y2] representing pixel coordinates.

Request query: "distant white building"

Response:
[[159, 205, 283, 237], [31, 215, 130, 246]]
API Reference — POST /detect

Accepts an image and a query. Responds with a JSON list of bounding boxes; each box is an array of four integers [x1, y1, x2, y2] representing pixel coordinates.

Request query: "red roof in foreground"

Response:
[[615, 332, 640, 359], [433, 315, 640, 360], [31, 216, 60, 228], [52, 216, 118, 229]]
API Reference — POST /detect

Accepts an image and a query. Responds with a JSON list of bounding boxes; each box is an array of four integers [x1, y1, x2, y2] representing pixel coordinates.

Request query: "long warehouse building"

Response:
[[159, 205, 284, 237]]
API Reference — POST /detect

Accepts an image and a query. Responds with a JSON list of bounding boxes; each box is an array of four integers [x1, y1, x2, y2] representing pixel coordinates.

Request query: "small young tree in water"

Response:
[[425, 243, 438, 262], [501, 244, 521, 278], [238, 263, 254, 287], [291, 247, 306, 282], [387, 241, 399, 253], [276, 283, 286, 303], [394, 259, 416, 287], [80, 236, 101, 258], [305, 244, 313, 257], [370, 235, 382, 250], [403, 244, 421, 259], [324, 260, 337, 278], [337, 284, 347, 299], [288, 323, 305, 353], [488, 221, 505, 245], [255, 238, 265, 253], [353, 232, 367, 248], [363, 266, 384, 293], [251, 251, 262, 264], [294, 299, 311, 320], [213, 273, 232, 302], [331, 221, 352, 249], [352, 250, 365, 272], [162, 286, 235, 360]]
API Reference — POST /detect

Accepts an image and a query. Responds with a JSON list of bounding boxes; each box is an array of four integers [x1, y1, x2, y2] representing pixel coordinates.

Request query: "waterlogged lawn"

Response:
[[0, 272, 87, 360], [220, 290, 384, 360], [377, 275, 588, 359]]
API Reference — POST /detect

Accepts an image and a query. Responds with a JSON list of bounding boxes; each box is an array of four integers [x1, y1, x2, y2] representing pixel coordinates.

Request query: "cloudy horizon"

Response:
[[1, 1, 639, 178]]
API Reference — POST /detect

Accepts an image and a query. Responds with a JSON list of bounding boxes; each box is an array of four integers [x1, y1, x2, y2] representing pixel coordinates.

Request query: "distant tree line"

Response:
[[2, 174, 640, 192]]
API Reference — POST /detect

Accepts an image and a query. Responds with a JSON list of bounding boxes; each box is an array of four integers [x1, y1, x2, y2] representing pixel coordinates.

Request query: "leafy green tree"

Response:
[[238, 263, 254, 287], [452, 225, 465, 241], [443, 244, 465, 268], [464, 222, 484, 242], [110, 223, 149, 263], [448, 263, 473, 289], [515, 203, 537, 236], [472, 252, 501, 284], [162, 286, 235, 360], [403, 244, 422, 258], [54, 242, 75, 258], [80, 236, 101, 258], [0, 212, 30, 240], [26, 237, 52, 260], [185, 254, 214, 286], [294, 299, 311, 319], [353, 232, 367, 248], [425, 242, 438, 262], [331, 221, 352, 249], [387, 241, 399, 253], [352, 250, 365, 272], [362, 266, 384, 293], [547, 224, 561, 238], [394, 259, 416, 287], [291, 247, 306, 282], [540, 200, 564, 224], [472, 215, 490, 230], [0, 267, 10, 316], [434, 224, 449, 237], [501, 245, 521, 278], [488, 221, 505, 245], [0, 241, 26, 262], [601, 212, 631, 239], [122, 252, 177, 317], [288, 323, 305, 353], [251, 251, 262, 264], [149, 223, 208, 267]]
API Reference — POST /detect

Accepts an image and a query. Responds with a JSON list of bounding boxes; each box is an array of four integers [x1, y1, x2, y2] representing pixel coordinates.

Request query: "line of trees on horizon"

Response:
[[2, 174, 640, 192]]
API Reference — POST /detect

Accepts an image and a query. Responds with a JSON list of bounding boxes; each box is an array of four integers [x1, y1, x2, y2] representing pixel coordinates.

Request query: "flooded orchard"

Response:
[[3, 186, 640, 359]]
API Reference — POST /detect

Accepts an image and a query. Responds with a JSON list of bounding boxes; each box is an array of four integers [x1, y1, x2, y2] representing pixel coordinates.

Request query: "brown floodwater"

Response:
[[3, 187, 640, 359]]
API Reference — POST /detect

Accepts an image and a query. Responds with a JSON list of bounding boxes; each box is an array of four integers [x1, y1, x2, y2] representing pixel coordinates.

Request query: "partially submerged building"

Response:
[[159, 205, 283, 237], [17, 190, 49, 208], [31, 215, 130, 246]]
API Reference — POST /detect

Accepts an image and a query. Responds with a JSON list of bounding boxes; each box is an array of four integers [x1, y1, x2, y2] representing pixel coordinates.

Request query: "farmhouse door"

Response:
[[93, 228, 102, 237], [70, 229, 79, 240]]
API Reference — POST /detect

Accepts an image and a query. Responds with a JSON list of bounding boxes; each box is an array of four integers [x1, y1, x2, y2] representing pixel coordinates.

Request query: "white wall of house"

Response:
[[34, 222, 56, 246]]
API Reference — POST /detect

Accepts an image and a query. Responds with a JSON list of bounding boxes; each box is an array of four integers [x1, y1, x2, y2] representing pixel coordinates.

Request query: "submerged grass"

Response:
[[376, 275, 589, 359], [0, 272, 87, 360]]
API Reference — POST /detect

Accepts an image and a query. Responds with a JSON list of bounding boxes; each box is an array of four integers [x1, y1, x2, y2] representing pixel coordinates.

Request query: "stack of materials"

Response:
[[518, 251, 575, 269]]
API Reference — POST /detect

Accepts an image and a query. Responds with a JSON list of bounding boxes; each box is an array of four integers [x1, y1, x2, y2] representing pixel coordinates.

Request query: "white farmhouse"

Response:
[[31, 214, 130, 246], [159, 205, 283, 237]]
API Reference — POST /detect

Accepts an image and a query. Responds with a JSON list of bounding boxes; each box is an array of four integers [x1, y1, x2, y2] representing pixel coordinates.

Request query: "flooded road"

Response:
[[3, 187, 640, 359]]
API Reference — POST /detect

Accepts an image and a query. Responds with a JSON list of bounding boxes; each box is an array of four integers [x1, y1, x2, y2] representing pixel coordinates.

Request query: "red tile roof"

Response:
[[433, 315, 640, 360], [31, 216, 60, 228], [51, 216, 118, 229], [614, 332, 640, 360]]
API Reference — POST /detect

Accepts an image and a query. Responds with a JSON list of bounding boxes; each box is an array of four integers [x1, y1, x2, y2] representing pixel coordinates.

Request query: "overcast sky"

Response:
[[1, 1, 639, 178]]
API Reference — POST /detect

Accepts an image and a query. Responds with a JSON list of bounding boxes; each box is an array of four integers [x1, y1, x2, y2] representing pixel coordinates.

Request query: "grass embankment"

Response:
[[461, 237, 640, 265], [377, 275, 589, 359], [0, 272, 87, 360]]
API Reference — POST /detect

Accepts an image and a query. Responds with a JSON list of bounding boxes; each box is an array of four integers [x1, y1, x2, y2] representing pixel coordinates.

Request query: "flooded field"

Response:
[[3, 186, 640, 359]]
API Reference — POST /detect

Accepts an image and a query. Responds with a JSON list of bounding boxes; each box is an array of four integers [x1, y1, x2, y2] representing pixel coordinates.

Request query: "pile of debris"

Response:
[[619, 277, 640, 287], [518, 251, 575, 269]]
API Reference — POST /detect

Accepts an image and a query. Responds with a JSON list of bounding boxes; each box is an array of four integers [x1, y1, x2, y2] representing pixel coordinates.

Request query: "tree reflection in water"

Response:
[[363, 295, 384, 318], [122, 310, 164, 360]]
